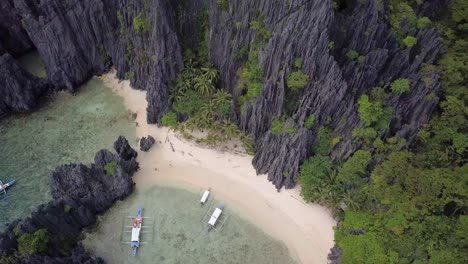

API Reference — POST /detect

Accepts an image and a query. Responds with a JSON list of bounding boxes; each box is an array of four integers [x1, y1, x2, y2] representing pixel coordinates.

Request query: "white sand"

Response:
[[102, 71, 336, 264]]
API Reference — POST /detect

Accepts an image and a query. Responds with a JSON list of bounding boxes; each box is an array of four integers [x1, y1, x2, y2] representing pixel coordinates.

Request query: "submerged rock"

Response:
[[0, 53, 48, 115], [0, 136, 138, 262], [140, 135, 156, 152]]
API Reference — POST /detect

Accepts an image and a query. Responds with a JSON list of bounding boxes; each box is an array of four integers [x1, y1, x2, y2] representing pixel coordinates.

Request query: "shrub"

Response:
[[403, 36, 417, 48], [104, 161, 118, 176], [161, 111, 178, 129], [313, 127, 334, 155], [217, 0, 228, 10], [287, 71, 310, 90], [357, 95, 384, 127], [337, 150, 372, 186], [294, 58, 303, 68], [370, 87, 388, 103], [63, 204, 73, 213], [271, 118, 285, 135], [124, 71, 133, 80], [235, 21, 241, 30], [352, 127, 377, 143], [304, 115, 315, 129], [18, 229, 49, 256], [417, 17, 431, 29], [346, 50, 359, 60], [133, 13, 150, 34], [287, 125, 297, 136], [390, 78, 410, 94], [173, 90, 204, 117], [332, 136, 342, 146], [357, 56, 366, 64], [299, 155, 333, 202], [240, 52, 263, 104]]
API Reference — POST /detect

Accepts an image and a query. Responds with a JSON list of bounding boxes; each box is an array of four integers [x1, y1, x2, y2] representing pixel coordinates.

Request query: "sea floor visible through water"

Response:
[[83, 186, 296, 264], [0, 52, 136, 229]]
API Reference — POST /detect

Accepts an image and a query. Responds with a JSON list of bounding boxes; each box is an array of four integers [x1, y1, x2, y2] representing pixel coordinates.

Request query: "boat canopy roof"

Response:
[[208, 208, 223, 226]]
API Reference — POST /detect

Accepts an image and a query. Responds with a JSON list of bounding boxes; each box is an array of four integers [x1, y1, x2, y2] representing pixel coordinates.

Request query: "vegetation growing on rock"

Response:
[[18, 229, 49, 256]]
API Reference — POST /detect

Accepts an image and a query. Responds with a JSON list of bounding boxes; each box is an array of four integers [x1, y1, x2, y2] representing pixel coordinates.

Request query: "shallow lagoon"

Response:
[[0, 53, 136, 229], [83, 186, 296, 264]]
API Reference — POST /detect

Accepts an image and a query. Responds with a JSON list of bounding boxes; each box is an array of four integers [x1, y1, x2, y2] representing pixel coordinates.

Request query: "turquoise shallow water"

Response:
[[0, 53, 136, 230], [83, 186, 296, 264]]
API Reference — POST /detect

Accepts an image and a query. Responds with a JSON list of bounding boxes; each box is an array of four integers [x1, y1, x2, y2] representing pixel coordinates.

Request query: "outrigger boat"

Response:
[[130, 207, 143, 256], [200, 188, 211, 205], [0, 180, 15, 202], [204, 203, 225, 234]]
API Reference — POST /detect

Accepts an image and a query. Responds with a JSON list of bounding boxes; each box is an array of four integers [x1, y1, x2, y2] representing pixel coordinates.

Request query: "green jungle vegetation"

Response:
[[299, 1, 468, 263]]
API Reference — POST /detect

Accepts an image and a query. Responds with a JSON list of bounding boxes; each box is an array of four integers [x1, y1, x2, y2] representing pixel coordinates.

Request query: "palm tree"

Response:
[[341, 190, 360, 211], [200, 101, 217, 120], [195, 75, 215, 96], [212, 90, 231, 107], [222, 120, 239, 139], [201, 64, 219, 83]]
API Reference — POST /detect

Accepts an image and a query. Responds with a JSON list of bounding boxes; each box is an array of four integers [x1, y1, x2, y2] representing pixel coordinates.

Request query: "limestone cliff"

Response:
[[0, 0, 445, 190]]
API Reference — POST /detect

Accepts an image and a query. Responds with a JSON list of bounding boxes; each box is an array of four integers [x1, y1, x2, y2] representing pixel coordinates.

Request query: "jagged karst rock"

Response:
[[0, 137, 138, 262], [0, 0, 445, 191], [140, 135, 156, 152], [0, 0, 32, 55], [0, 53, 49, 115], [113, 135, 138, 161], [208, 0, 444, 189]]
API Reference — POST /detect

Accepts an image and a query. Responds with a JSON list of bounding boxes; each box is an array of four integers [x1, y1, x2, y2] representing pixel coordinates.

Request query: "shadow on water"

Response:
[[83, 186, 296, 264], [0, 52, 136, 230]]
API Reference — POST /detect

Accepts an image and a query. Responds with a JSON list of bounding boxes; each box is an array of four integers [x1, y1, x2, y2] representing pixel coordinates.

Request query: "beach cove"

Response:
[[83, 71, 336, 264]]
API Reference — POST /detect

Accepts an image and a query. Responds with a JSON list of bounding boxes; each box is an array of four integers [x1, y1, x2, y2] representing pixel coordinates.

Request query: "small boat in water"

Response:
[[0, 180, 15, 191], [130, 207, 143, 256], [0, 180, 15, 202]]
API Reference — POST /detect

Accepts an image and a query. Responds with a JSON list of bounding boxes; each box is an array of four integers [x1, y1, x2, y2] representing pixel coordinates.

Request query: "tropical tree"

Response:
[[195, 75, 215, 95], [222, 120, 239, 138], [201, 64, 219, 82]]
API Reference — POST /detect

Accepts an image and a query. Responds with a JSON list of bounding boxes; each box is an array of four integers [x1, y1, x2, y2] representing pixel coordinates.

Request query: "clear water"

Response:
[[83, 186, 296, 264], [0, 52, 136, 230]]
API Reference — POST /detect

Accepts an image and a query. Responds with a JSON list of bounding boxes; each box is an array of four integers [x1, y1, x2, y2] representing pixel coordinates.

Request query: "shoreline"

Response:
[[102, 70, 336, 264]]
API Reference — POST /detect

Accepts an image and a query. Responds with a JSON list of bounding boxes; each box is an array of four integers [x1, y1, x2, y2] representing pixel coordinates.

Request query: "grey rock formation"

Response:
[[208, 0, 444, 189], [0, 0, 32, 55], [140, 135, 156, 152], [0, 136, 138, 262], [0, 0, 445, 191], [0, 53, 48, 115]]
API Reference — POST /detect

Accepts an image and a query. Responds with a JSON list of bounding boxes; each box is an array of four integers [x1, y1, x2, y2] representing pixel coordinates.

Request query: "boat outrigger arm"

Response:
[[130, 207, 143, 256]]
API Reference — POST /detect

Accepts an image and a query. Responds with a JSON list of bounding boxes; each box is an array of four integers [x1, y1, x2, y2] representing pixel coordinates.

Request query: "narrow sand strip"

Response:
[[102, 70, 336, 264]]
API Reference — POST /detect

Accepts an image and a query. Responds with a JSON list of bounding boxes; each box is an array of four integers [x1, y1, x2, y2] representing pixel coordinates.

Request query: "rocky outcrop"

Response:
[[0, 53, 49, 115], [1, 0, 182, 122], [140, 135, 156, 152], [0, 136, 138, 262], [0, 0, 32, 55]]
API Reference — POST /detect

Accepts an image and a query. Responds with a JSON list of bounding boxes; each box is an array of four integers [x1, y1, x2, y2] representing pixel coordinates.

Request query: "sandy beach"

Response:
[[102, 70, 336, 264]]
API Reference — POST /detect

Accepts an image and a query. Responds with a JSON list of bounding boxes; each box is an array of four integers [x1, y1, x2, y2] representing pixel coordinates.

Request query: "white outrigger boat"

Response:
[[200, 188, 210, 205], [0, 180, 15, 202], [130, 207, 143, 256], [204, 203, 227, 234]]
